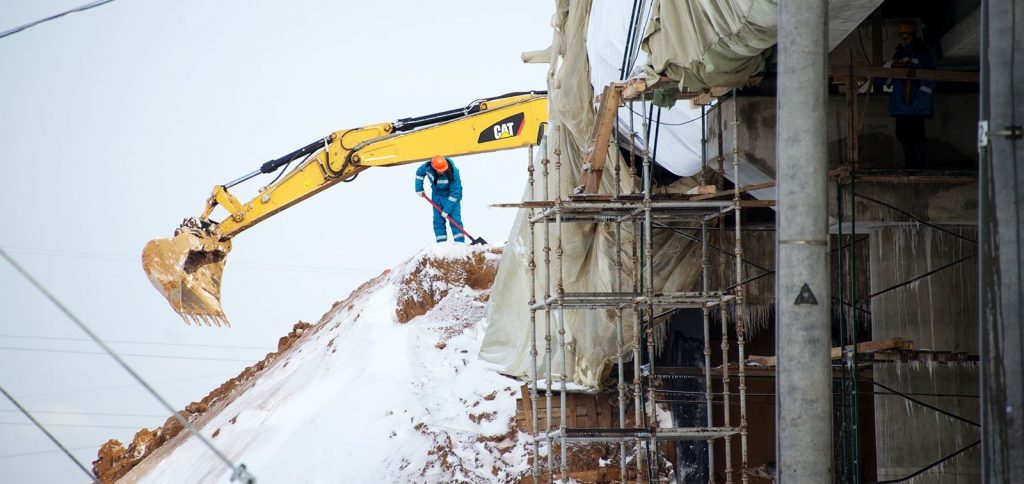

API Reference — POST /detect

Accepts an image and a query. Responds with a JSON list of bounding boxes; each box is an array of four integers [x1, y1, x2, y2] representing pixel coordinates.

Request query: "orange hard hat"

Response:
[[431, 155, 449, 173], [897, 20, 917, 35]]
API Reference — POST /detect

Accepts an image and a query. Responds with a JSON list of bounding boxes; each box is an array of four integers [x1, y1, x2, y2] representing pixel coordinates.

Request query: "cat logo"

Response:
[[478, 113, 525, 143], [494, 122, 515, 139]]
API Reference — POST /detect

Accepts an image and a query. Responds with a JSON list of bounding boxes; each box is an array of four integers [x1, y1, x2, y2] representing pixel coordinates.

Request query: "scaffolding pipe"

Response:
[[615, 216, 628, 482], [979, 0, 1024, 480], [633, 218, 645, 482], [719, 237, 733, 483], [527, 146, 540, 481], [702, 220, 716, 480], [642, 100, 659, 481], [716, 214, 733, 484], [619, 102, 633, 481], [617, 99, 630, 482], [554, 124, 569, 483], [847, 119, 862, 483], [775, 0, 833, 482], [542, 18, 562, 477], [837, 172, 851, 483], [543, 137, 554, 475], [732, 91, 750, 484]]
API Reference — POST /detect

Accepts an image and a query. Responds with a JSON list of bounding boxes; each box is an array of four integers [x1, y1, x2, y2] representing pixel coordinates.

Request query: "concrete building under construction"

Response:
[[477, 0, 1023, 482], [20, 1, 1016, 482]]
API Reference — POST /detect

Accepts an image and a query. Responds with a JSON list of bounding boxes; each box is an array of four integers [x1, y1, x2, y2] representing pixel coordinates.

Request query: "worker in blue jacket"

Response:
[[884, 20, 936, 169], [415, 155, 465, 243]]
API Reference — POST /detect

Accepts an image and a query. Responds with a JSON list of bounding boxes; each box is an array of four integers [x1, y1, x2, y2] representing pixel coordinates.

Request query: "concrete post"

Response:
[[775, 0, 833, 482], [979, 0, 1024, 481]]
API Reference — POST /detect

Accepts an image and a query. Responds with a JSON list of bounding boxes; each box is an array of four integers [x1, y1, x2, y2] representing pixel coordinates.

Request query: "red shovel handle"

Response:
[[420, 193, 478, 241]]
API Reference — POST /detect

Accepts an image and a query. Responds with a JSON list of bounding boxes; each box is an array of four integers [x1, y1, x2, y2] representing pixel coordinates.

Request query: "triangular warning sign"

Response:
[[794, 283, 818, 305]]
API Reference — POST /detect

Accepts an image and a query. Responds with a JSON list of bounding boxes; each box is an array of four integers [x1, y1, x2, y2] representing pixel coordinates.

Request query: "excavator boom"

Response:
[[143, 92, 547, 326]]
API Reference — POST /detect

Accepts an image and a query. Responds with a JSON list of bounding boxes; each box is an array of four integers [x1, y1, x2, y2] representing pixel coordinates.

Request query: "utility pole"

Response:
[[775, 0, 833, 482], [979, 0, 1024, 481]]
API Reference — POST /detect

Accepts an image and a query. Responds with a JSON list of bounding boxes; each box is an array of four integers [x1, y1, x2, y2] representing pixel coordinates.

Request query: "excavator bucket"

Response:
[[142, 230, 232, 326]]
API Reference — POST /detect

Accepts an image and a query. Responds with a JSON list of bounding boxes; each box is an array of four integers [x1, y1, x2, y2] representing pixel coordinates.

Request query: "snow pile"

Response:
[[116, 245, 530, 483]]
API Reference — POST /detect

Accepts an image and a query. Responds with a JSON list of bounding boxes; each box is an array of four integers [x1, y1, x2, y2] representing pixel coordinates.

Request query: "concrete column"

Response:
[[870, 225, 980, 482], [775, 0, 833, 482], [979, 0, 1024, 481]]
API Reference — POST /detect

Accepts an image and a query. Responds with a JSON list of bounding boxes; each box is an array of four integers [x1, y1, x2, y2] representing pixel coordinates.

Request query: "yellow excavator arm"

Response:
[[143, 92, 547, 326]]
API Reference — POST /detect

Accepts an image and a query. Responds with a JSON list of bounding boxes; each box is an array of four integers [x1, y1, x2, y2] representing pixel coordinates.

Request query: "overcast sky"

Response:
[[0, 1, 551, 481]]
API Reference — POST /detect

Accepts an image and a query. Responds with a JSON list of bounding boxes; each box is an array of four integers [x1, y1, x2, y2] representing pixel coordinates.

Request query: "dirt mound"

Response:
[[91, 321, 312, 483], [96, 248, 504, 482], [395, 247, 501, 323]]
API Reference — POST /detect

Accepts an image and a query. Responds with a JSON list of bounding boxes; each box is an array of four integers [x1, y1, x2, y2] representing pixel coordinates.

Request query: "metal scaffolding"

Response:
[[519, 93, 751, 483]]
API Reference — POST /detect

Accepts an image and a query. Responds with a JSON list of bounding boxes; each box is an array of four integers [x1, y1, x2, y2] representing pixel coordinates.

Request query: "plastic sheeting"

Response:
[[641, 0, 778, 90], [480, 0, 705, 389], [480, 0, 779, 388], [588, 0, 706, 178]]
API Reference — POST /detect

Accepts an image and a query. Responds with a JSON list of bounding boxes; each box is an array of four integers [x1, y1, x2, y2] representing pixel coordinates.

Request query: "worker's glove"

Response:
[[416, 191, 425, 198], [441, 211, 449, 219]]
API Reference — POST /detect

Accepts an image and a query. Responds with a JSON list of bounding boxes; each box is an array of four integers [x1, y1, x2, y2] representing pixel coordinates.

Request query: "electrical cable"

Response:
[[0, 421, 145, 430], [0, 346, 257, 362], [0, 248, 254, 483], [0, 334, 270, 351], [0, 384, 97, 482], [0, 409, 165, 418], [0, 446, 96, 461], [853, 193, 977, 244], [0, 0, 116, 40], [16, 374, 233, 400], [619, 0, 643, 80], [623, 1, 655, 77], [2, 245, 370, 274], [628, 106, 703, 127]]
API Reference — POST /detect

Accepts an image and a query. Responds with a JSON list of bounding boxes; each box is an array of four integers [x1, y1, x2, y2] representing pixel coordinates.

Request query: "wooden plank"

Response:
[[831, 64, 979, 83], [689, 87, 731, 107], [620, 78, 649, 99], [691, 181, 776, 200], [519, 384, 532, 433], [577, 85, 622, 194], [737, 200, 776, 208], [748, 338, 913, 367]]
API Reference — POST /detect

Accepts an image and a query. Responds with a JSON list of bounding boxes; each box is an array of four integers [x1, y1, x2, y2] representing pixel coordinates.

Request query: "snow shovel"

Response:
[[420, 194, 488, 245]]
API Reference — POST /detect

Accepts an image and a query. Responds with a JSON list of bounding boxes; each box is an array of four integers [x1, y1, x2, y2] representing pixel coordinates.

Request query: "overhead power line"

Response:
[[15, 373, 233, 400], [0, 0, 117, 40], [0, 409, 165, 418], [0, 248, 255, 483], [0, 384, 98, 482], [3, 245, 371, 274], [0, 446, 96, 461], [0, 334, 272, 351], [0, 346, 257, 363], [0, 421, 144, 430]]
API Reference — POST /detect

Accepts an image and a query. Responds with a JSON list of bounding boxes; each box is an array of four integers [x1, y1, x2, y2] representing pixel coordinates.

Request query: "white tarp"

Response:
[[480, 0, 777, 389], [641, 0, 778, 90], [588, 0, 706, 178]]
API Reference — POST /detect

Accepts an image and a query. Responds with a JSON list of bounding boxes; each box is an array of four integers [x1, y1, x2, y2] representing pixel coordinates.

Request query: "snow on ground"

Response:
[[129, 245, 529, 483]]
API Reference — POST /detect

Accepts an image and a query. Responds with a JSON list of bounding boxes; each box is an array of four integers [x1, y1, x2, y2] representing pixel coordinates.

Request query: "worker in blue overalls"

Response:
[[884, 20, 936, 169], [415, 155, 465, 243]]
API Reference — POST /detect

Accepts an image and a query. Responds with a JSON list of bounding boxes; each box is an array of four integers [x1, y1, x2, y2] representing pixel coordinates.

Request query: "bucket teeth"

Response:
[[143, 231, 233, 327]]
